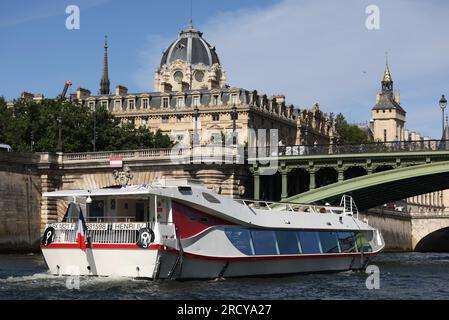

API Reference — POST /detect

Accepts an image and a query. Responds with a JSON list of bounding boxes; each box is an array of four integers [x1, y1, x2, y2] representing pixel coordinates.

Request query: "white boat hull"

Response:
[[42, 245, 376, 279]]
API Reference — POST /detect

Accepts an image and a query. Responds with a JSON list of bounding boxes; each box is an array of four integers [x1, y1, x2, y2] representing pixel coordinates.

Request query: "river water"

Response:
[[0, 252, 448, 300]]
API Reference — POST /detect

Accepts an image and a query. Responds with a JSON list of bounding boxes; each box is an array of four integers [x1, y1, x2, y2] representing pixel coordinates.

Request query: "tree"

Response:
[[0, 98, 173, 153], [333, 113, 372, 144]]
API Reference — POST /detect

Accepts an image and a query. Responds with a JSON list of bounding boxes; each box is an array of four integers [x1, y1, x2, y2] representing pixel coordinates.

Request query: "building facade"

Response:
[[67, 23, 333, 147]]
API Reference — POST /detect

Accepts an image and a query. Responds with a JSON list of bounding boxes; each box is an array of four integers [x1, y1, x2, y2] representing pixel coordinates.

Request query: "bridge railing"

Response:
[[62, 146, 242, 163], [275, 139, 449, 156]]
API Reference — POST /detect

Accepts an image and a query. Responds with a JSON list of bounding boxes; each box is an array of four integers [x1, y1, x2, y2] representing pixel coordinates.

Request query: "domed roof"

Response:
[[160, 24, 220, 67]]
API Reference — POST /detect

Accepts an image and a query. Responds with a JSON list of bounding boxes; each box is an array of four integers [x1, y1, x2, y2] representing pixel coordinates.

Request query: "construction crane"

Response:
[[58, 81, 73, 101]]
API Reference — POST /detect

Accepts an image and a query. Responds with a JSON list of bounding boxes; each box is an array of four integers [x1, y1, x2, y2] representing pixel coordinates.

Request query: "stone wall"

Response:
[[0, 153, 41, 252]]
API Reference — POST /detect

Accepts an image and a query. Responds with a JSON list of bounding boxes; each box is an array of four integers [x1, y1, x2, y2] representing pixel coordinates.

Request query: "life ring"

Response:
[[41, 227, 55, 247], [136, 227, 155, 249]]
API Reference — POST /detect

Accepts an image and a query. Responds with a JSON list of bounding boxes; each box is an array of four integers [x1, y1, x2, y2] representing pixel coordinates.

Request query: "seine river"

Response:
[[1, 252, 449, 300]]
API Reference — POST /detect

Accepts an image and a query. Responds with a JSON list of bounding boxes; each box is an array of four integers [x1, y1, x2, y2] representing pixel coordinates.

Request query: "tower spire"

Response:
[[100, 35, 110, 95], [381, 53, 393, 92]]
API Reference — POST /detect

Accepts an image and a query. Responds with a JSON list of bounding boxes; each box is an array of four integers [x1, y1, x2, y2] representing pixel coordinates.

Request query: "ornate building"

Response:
[[371, 62, 406, 142], [66, 23, 333, 147]]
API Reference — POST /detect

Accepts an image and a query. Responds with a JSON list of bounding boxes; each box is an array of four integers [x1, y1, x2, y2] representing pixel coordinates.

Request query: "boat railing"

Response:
[[236, 199, 345, 215], [64, 216, 137, 223], [339, 195, 359, 219], [46, 221, 176, 245]]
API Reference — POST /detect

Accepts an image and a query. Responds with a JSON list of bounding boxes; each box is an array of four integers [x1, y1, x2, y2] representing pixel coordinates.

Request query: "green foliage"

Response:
[[334, 113, 372, 144], [0, 98, 173, 153]]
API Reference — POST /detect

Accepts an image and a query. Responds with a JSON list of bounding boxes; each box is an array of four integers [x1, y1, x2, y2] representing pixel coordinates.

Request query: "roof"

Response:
[[372, 92, 406, 113], [43, 179, 205, 198], [160, 25, 220, 67]]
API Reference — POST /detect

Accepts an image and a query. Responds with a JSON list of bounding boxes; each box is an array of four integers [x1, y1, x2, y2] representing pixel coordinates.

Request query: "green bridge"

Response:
[[250, 140, 449, 210]]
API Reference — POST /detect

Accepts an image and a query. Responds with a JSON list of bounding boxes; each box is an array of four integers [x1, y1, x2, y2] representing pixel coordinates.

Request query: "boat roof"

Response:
[[43, 179, 204, 198]]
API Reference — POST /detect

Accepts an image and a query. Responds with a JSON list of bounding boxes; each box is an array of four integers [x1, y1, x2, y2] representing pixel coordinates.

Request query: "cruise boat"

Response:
[[40, 179, 384, 279]]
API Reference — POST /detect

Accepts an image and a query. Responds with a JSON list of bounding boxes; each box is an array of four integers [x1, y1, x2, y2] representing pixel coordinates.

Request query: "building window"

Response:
[[162, 97, 169, 108], [177, 96, 185, 107], [88, 101, 95, 109], [384, 129, 387, 142], [141, 117, 148, 125], [101, 100, 108, 108], [162, 116, 169, 123], [193, 96, 200, 107], [231, 94, 238, 105], [212, 114, 220, 122], [115, 100, 121, 109], [212, 94, 219, 105], [142, 99, 149, 109], [128, 100, 135, 110], [176, 116, 182, 123]]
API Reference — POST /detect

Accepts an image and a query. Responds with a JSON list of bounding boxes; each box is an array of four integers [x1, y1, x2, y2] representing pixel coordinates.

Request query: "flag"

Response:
[[76, 206, 89, 252]]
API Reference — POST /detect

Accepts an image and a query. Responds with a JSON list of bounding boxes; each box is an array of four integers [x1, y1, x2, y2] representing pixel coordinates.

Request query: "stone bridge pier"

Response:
[[359, 208, 449, 251]]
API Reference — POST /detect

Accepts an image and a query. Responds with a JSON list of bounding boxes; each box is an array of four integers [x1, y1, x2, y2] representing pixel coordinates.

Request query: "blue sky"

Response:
[[1, 0, 449, 139]]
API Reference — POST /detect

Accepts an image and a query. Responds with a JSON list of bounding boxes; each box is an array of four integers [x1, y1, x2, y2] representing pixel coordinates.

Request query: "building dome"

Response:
[[160, 24, 220, 67]]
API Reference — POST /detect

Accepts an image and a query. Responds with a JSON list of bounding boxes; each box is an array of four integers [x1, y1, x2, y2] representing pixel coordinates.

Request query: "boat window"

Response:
[[224, 228, 254, 255], [251, 230, 279, 255], [297, 231, 321, 254], [276, 231, 300, 254], [355, 232, 373, 252], [178, 186, 192, 195], [319, 232, 340, 253], [337, 232, 357, 253], [88, 200, 105, 219], [202, 192, 220, 204]]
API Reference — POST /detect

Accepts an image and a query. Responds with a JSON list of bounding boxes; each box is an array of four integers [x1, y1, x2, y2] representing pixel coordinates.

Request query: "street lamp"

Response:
[[56, 117, 63, 152], [193, 105, 199, 146], [440, 94, 447, 138], [92, 105, 97, 152], [232, 104, 237, 145]]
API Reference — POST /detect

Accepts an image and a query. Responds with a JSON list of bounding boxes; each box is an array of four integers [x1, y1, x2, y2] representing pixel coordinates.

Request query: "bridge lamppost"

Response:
[[232, 104, 237, 145], [56, 116, 63, 152], [440, 94, 447, 138], [92, 104, 98, 152]]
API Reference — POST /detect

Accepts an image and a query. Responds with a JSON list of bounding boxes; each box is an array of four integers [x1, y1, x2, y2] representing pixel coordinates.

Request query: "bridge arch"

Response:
[[373, 165, 394, 173], [283, 161, 449, 211], [287, 168, 309, 197], [344, 166, 367, 180], [316, 167, 338, 188], [414, 227, 449, 252]]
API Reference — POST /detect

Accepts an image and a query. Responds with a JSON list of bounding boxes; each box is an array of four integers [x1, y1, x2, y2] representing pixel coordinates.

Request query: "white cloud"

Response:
[[134, 0, 449, 138]]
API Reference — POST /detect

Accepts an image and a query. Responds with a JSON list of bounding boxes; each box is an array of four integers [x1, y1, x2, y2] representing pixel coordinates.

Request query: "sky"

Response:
[[1, 0, 449, 138]]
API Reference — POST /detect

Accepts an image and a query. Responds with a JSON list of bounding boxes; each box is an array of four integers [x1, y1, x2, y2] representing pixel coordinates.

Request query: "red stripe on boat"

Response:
[[171, 201, 234, 239]]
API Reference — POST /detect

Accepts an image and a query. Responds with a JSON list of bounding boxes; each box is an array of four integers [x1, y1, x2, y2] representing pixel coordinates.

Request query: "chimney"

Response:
[[161, 82, 172, 93], [115, 85, 128, 96], [76, 88, 91, 100]]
